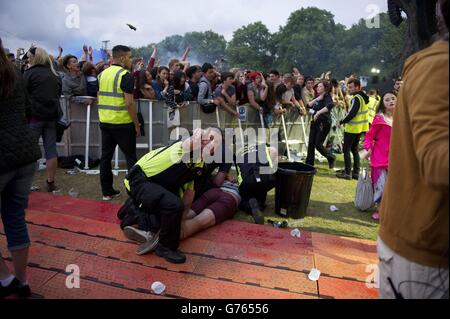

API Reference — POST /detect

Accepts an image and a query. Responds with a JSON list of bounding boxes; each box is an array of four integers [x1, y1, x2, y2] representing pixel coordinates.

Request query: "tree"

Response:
[[156, 34, 185, 65], [132, 44, 155, 62], [226, 22, 275, 70], [333, 13, 407, 80], [132, 31, 227, 67], [274, 7, 346, 75], [183, 31, 227, 65], [130, 6, 407, 81]]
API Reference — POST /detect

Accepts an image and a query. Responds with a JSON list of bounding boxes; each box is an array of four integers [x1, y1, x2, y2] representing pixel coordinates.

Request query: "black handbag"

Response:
[[137, 100, 145, 136], [200, 102, 217, 114]]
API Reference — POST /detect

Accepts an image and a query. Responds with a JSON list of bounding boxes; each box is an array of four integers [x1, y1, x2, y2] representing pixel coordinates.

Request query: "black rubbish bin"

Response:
[[275, 162, 316, 219]]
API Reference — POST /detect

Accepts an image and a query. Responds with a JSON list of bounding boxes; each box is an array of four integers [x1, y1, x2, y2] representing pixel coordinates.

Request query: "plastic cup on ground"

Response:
[[68, 188, 79, 198], [330, 205, 339, 212], [308, 268, 321, 281], [290, 228, 301, 238], [151, 281, 166, 295]]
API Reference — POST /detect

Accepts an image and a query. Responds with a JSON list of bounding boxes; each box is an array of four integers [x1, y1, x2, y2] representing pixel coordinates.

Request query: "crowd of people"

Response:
[[0, 0, 448, 299], [4, 39, 400, 197]]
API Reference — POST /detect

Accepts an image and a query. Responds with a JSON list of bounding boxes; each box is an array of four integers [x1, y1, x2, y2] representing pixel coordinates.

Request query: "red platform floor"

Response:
[[0, 192, 379, 299]]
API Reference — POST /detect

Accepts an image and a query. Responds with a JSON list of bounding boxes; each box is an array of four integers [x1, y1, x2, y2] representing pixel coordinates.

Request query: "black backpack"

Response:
[[57, 155, 100, 169], [117, 197, 161, 232]]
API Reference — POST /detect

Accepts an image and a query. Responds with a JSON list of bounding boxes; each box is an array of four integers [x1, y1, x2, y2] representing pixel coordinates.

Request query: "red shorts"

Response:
[[191, 188, 238, 224]]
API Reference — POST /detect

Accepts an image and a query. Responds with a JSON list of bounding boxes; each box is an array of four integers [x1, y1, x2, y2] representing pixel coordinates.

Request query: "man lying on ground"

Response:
[[180, 176, 240, 240]]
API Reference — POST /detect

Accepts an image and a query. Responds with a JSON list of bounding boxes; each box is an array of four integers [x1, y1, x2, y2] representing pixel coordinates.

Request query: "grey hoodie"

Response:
[[197, 75, 213, 106], [62, 72, 87, 98]]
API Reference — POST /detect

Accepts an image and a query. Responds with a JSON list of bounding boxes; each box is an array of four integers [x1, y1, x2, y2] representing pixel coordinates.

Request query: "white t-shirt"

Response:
[[282, 88, 295, 102]]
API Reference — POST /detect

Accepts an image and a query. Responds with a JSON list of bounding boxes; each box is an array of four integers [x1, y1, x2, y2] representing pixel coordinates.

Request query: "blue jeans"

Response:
[[0, 162, 36, 251]]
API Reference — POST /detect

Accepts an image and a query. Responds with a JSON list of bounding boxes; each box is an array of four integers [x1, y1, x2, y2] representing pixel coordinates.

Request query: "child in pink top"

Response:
[[363, 92, 396, 221]]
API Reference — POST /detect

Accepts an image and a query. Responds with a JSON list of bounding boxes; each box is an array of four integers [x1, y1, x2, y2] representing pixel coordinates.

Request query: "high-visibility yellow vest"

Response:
[[368, 96, 379, 125], [345, 95, 369, 134], [97, 65, 132, 124], [345, 94, 353, 110], [124, 142, 204, 193]]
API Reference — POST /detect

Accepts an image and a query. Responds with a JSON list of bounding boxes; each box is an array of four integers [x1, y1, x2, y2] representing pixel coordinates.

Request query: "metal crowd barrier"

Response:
[[53, 97, 312, 170]]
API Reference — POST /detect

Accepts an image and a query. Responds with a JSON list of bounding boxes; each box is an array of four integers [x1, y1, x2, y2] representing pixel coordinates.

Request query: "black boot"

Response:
[[117, 197, 135, 220], [249, 198, 265, 225], [120, 211, 139, 230], [336, 172, 352, 180], [0, 278, 31, 299], [155, 244, 186, 264], [328, 155, 336, 169]]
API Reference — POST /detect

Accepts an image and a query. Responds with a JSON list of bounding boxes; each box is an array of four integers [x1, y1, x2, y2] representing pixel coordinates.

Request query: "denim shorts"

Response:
[[29, 120, 58, 160], [0, 162, 36, 251]]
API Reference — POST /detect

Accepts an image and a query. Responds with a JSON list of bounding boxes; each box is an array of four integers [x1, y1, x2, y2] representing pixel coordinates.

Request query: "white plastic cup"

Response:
[[68, 188, 79, 198], [151, 281, 166, 295], [290, 228, 301, 238], [308, 268, 321, 281], [330, 205, 339, 212]]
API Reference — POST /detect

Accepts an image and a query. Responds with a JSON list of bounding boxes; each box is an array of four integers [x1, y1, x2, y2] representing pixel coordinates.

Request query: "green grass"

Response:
[[233, 156, 379, 241], [32, 155, 379, 241]]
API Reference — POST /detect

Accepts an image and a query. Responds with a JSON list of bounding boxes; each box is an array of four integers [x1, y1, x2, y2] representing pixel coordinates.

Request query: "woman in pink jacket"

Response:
[[363, 92, 396, 221]]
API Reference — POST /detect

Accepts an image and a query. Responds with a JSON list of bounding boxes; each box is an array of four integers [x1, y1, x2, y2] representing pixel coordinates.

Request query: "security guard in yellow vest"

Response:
[[337, 78, 370, 180], [234, 143, 277, 225], [367, 91, 380, 125], [120, 128, 221, 264], [97, 45, 141, 201]]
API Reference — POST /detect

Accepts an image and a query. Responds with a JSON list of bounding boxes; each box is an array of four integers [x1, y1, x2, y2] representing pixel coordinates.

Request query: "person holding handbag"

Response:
[[363, 92, 396, 221]]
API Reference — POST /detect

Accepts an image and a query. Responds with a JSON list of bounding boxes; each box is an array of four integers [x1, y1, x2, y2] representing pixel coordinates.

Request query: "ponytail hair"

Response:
[[32, 47, 59, 77]]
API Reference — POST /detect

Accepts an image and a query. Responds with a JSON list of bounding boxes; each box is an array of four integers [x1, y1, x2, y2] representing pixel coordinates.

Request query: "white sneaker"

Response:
[[102, 190, 121, 201], [123, 226, 152, 243], [136, 231, 160, 256]]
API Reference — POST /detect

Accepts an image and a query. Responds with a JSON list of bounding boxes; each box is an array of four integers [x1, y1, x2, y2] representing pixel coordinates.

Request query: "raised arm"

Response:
[[260, 76, 269, 101], [56, 46, 63, 61], [181, 47, 191, 61], [147, 45, 157, 70], [80, 45, 88, 62], [88, 46, 93, 63]]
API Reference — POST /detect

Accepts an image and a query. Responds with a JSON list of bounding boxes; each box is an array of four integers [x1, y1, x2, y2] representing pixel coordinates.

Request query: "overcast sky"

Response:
[[0, 0, 388, 55]]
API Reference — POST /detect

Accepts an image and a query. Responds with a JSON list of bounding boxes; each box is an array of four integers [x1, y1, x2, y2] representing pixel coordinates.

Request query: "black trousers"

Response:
[[128, 168, 184, 250], [306, 121, 335, 166], [343, 132, 362, 175], [100, 127, 137, 196], [239, 172, 276, 214]]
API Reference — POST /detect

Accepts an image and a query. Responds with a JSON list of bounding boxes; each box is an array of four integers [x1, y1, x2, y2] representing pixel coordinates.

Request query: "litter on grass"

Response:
[[330, 205, 339, 212]]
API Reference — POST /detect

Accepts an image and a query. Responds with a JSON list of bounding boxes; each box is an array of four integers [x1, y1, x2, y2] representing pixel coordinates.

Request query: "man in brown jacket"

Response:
[[377, 0, 449, 299]]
